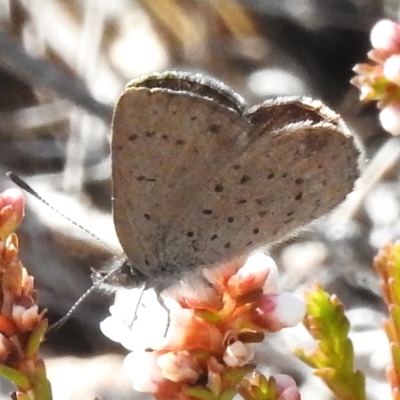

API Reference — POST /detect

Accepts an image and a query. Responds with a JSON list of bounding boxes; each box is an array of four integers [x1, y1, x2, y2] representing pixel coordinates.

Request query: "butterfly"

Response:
[[93, 71, 359, 294]]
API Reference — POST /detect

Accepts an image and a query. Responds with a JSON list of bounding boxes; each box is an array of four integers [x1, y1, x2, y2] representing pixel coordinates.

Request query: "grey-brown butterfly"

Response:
[[102, 71, 359, 293]]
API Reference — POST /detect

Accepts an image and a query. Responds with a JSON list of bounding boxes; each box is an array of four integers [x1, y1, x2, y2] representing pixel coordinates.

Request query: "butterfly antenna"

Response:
[[7, 171, 116, 255], [45, 263, 125, 337]]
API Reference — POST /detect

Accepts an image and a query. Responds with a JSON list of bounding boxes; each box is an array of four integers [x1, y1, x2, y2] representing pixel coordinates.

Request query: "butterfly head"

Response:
[[91, 255, 148, 291]]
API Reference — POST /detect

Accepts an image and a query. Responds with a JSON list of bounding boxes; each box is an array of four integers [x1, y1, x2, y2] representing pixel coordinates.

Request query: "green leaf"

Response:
[[31, 362, 52, 400], [0, 364, 30, 390], [25, 320, 48, 358], [296, 284, 367, 400]]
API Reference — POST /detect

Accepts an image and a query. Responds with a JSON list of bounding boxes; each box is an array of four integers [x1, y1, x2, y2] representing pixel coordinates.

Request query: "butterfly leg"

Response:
[[128, 283, 147, 329], [156, 292, 171, 337]]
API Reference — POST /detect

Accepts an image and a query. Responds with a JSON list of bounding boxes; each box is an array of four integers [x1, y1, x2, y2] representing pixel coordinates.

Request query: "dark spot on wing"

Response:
[[209, 124, 220, 134], [214, 183, 224, 193], [295, 192, 303, 201], [240, 175, 251, 184]]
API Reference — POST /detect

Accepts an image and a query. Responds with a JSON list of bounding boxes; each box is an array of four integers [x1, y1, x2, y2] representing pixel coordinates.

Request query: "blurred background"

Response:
[[0, 0, 396, 399]]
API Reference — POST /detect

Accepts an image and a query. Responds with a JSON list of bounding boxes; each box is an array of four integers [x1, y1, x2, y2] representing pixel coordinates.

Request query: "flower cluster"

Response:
[[374, 242, 400, 397], [352, 19, 400, 135], [101, 252, 305, 400], [0, 189, 50, 399]]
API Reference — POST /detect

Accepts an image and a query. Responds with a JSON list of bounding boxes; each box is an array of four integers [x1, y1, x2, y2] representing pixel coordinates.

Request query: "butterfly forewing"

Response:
[[112, 84, 249, 277]]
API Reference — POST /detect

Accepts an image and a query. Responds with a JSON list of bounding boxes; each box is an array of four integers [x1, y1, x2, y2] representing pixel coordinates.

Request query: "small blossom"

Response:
[[379, 103, 400, 135], [227, 252, 276, 296], [383, 55, 400, 85], [0, 188, 50, 398], [223, 340, 254, 367], [102, 252, 304, 399], [0, 189, 24, 241], [252, 292, 306, 332], [370, 19, 400, 52], [238, 371, 301, 400], [352, 19, 400, 135], [273, 374, 301, 400]]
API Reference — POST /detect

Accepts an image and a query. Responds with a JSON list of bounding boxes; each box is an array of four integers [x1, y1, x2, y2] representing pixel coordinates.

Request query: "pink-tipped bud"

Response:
[[273, 374, 301, 400], [371, 19, 400, 52], [384, 55, 400, 85], [0, 189, 25, 240], [227, 252, 275, 296], [379, 103, 400, 135]]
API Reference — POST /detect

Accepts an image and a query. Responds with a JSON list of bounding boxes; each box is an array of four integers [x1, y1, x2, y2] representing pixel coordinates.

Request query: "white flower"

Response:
[[123, 350, 163, 393], [270, 292, 306, 327], [100, 287, 170, 351]]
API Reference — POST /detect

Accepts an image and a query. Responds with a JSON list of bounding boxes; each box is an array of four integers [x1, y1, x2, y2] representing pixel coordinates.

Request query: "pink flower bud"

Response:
[[0, 189, 25, 240], [273, 374, 301, 400], [0, 189, 24, 217], [371, 19, 400, 52], [384, 55, 400, 85], [379, 103, 400, 135], [227, 252, 275, 296]]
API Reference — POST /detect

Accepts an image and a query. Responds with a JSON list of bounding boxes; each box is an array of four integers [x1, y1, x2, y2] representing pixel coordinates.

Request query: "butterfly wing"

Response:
[[112, 78, 249, 276], [165, 98, 359, 269], [112, 73, 359, 285]]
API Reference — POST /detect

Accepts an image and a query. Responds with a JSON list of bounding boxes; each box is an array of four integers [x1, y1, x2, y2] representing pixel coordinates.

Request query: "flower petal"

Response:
[[253, 292, 306, 331], [223, 340, 254, 367]]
